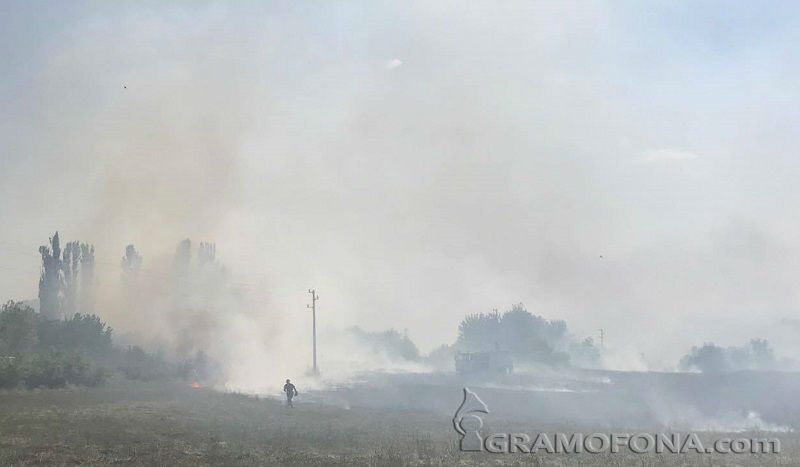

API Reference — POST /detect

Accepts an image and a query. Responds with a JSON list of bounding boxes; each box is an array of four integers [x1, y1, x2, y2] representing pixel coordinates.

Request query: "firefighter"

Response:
[[283, 379, 298, 407]]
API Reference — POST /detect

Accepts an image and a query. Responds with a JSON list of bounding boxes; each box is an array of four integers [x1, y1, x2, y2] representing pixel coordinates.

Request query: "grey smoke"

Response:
[[2, 2, 800, 391]]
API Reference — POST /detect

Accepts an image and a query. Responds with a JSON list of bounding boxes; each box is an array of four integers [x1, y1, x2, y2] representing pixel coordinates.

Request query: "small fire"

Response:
[[190, 382, 201, 389]]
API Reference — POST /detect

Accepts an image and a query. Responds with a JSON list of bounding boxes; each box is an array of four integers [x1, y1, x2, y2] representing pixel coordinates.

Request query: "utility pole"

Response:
[[307, 289, 319, 376], [599, 328, 604, 351]]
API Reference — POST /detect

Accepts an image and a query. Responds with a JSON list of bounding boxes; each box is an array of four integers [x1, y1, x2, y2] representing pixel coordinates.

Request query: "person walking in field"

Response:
[[283, 379, 298, 407]]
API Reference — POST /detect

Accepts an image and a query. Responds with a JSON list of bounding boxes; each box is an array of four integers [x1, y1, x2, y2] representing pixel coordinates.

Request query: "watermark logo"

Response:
[[452, 387, 780, 455], [452, 388, 490, 451]]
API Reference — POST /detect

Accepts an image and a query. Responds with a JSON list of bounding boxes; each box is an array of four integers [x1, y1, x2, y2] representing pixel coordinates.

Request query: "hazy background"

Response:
[[2, 1, 800, 384]]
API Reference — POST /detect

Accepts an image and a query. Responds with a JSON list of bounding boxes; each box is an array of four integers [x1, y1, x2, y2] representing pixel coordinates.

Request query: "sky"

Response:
[[2, 1, 800, 371]]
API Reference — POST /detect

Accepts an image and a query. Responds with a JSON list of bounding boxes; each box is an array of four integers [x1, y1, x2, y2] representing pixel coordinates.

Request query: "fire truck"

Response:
[[454, 349, 513, 374]]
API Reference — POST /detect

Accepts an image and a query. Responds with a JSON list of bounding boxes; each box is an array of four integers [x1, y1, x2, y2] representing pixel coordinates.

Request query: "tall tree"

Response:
[[61, 241, 80, 317], [120, 244, 142, 312], [38, 232, 63, 320], [198, 242, 215, 266], [197, 241, 227, 291], [173, 239, 192, 300], [174, 239, 191, 277], [121, 244, 142, 286], [79, 243, 95, 314]]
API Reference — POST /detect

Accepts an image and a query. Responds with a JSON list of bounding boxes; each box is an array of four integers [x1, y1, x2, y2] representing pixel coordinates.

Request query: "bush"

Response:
[[1, 294, 208, 388], [23, 352, 107, 389], [37, 314, 113, 358], [0, 357, 22, 389], [62, 352, 107, 387], [679, 339, 777, 373], [118, 346, 174, 381], [0, 301, 38, 355], [24, 353, 67, 388], [347, 327, 421, 361]]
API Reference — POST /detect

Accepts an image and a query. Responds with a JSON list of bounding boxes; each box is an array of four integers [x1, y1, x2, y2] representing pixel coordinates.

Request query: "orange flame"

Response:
[[191, 382, 201, 388]]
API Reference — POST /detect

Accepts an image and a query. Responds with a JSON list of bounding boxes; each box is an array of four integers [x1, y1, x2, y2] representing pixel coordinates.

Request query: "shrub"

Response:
[[0, 357, 22, 389], [23, 352, 107, 389], [118, 346, 174, 381], [0, 301, 38, 355], [24, 353, 66, 388], [37, 314, 113, 358]]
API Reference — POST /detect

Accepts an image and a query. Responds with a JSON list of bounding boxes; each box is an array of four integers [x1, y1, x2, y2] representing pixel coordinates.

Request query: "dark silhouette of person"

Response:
[[283, 379, 298, 407]]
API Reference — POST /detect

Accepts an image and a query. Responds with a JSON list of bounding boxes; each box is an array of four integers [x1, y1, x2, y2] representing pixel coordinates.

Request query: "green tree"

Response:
[[749, 338, 775, 369], [455, 304, 570, 366], [79, 243, 95, 314], [38, 232, 63, 320], [0, 301, 38, 355], [37, 313, 112, 358], [568, 337, 601, 368], [456, 310, 501, 351], [61, 241, 80, 317], [679, 343, 730, 373], [121, 244, 142, 285], [347, 327, 421, 361], [174, 238, 191, 278]]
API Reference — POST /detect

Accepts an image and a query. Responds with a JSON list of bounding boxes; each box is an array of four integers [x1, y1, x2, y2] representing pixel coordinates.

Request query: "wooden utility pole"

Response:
[[307, 289, 319, 375]]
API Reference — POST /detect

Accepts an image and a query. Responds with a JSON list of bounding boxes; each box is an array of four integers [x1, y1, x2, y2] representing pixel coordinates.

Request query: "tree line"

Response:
[[0, 299, 213, 389], [0, 232, 219, 390], [38, 232, 95, 320]]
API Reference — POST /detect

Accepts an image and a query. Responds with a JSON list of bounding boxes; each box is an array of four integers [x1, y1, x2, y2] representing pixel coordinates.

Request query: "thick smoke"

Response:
[[2, 2, 800, 394]]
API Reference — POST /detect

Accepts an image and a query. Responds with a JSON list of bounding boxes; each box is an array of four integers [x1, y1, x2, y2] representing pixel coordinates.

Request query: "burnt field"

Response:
[[310, 369, 800, 431], [1, 370, 795, 467]]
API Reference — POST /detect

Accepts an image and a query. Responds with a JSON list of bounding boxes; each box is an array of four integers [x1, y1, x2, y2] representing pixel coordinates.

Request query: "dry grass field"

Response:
[[0, 376, 798, 467]]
